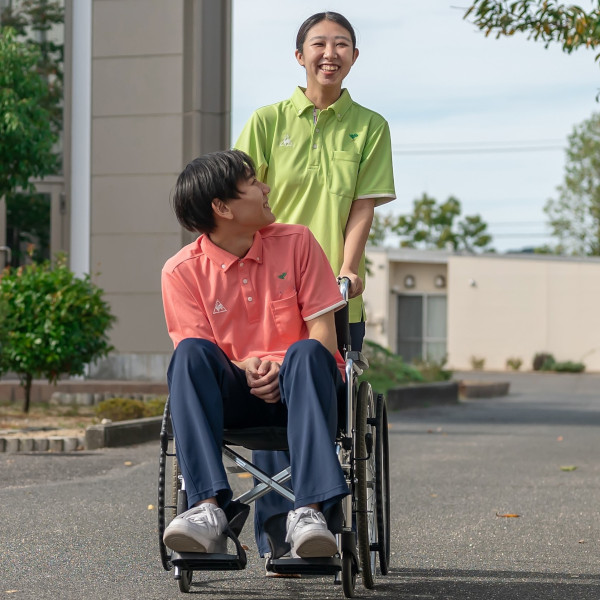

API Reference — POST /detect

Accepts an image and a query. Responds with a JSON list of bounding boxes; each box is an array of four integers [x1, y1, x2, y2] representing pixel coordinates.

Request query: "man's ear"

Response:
[[212, 198, 233, 220]]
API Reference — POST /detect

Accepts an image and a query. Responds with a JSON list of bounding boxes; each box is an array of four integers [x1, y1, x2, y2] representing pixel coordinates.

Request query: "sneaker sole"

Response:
[[293, 534, 338, 558], [163, 524, 227, 554], [163, 531, 209, 553]]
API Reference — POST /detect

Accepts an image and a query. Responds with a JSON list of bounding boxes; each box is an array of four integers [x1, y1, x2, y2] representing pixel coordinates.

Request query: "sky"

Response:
[[231, 0, 600, 252]]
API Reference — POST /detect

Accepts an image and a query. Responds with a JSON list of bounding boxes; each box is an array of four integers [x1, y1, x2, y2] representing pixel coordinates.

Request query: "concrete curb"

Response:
[[0, 416, 162, 453], [387, 381, 459, 410], [85, 416, 163, 450]]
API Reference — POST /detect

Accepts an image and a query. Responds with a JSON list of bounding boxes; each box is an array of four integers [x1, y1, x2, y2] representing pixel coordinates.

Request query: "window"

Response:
[[396, 293, 447, 363]]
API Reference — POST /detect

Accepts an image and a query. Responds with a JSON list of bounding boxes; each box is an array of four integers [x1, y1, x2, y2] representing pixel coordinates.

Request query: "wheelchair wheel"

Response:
[[158, 398, 177, 571], [178, 569, 193, 593], [375, 393, 391, 575], [341, 551, 357, 598], [355, 380, 377, 589]]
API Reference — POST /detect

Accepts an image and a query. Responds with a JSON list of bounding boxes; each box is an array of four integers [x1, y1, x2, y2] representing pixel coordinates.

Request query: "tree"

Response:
[[0, 27, 58, 201], [368, 212, 396, 247], [464, 1, 600, 60], [1, 0, 64, 137], [544, 112, 600, 255], [390, 193, 494, 252], [0, 255, 116, 413]]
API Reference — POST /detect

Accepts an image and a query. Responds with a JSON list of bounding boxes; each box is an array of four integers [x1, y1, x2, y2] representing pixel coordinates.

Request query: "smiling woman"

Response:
[[234, 10, 396, 561]]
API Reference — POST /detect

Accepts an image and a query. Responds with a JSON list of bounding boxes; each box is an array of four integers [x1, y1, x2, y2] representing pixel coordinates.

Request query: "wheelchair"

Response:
[[157, 278, 391, 597]]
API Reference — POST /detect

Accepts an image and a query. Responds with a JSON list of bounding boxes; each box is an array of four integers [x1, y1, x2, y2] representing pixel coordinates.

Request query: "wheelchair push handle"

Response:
[[337, 276, 351, 302], [336, 277, 352, 354]]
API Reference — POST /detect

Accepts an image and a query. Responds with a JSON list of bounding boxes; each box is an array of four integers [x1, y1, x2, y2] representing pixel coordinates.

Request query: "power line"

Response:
[[392, 145, 563, 156]]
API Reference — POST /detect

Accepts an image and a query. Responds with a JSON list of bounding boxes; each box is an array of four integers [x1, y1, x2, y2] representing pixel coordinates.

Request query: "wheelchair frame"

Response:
[[157, 278, 391, 597]]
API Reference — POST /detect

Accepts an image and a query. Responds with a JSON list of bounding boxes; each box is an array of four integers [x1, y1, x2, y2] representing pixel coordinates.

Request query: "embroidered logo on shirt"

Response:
[[349, 133, 358, 140], [279, 134, 293, 147], [277, 272, 287, 279], [213, 300, 227, 314]]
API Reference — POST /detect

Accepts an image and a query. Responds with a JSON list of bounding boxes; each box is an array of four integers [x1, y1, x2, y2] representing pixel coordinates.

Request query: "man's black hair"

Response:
[[172, 149, 256, 233]]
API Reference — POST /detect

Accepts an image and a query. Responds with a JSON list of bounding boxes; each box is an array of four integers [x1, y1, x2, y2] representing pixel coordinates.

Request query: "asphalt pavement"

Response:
[[1, 371, 599, 599]]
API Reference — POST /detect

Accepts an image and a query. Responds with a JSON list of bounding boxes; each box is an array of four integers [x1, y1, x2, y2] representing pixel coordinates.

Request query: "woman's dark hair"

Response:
[[171, 149, 255, 234], [296, 11, 356, 53]]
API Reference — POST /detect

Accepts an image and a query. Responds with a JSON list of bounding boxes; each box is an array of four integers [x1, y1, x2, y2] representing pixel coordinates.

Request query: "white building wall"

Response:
[[447, 255, 600, 371]]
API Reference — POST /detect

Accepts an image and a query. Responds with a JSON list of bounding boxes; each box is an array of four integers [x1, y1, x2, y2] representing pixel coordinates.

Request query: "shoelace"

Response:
[[285, 508, 325, 543], [187, 505, 222, 531]]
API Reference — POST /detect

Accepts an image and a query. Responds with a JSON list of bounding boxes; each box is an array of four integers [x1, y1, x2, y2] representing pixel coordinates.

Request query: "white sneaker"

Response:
[[285, 507, 337, 558], [163, 503, 228, 554]]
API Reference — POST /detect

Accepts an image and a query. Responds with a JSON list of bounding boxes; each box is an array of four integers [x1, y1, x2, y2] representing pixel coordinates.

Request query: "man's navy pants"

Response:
[[167, 337, 349, 548], [251, 322, 364, 555]]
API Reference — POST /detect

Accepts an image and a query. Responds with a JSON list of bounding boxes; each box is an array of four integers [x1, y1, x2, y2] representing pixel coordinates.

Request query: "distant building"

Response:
[[365, 247, 600, 372]]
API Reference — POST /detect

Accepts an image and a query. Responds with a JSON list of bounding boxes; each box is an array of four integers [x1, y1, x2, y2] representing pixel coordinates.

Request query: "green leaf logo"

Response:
[[277, 272, 287, 279], [349, 133, 358, 140]]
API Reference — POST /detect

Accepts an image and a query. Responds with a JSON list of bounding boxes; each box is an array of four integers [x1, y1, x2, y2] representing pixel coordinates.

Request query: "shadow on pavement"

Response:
[[375, 567, 600, 600]]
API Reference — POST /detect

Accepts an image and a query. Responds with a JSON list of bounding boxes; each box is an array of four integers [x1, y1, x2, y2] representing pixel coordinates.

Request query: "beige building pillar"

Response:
[[79, 0, 231, 379]]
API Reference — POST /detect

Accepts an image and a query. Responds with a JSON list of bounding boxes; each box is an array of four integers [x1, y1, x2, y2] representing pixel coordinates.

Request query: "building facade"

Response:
[[0, 1, 232, 380], [365, 247, 600, 372]]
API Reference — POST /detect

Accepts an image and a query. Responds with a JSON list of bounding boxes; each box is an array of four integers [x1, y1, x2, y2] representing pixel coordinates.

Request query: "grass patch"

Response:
[[359, 341, 453, 395]]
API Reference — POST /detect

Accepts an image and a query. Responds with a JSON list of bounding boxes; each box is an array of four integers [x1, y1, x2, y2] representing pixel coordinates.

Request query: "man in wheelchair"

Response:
[[161, 149, 350, 561]]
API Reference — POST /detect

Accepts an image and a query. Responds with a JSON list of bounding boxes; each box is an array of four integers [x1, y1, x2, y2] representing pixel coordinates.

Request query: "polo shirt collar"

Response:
[[291, 86, 353, 120], [200, 231, 264, 272]]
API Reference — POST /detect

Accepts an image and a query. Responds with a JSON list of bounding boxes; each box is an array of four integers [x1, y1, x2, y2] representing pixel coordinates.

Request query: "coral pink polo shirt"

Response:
[[162, 223, 346, 370]]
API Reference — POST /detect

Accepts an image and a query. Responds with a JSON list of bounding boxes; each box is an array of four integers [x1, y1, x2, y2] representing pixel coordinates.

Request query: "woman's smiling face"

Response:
[[295, 19, 359, 91]]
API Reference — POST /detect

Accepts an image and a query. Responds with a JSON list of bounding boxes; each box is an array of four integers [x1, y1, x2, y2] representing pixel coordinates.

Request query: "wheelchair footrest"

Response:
[[266, 556, 342, 577], [171, 551, 246, 571]]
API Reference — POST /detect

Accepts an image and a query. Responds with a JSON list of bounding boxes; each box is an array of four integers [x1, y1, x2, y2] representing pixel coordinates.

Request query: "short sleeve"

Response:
[[234, 111, 269, 182], [295, 228, 346, 320], [355, 119, 396, 207], [161, 267, 216, 348]]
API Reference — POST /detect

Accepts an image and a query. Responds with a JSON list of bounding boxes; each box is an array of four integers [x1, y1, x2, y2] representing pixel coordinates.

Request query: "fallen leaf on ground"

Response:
[[578, 539, 585, 544], [124, 461, 133, 466], [496, 512, 520, 518], [560, 465, 577, 471], [148, 504, 154, 510]]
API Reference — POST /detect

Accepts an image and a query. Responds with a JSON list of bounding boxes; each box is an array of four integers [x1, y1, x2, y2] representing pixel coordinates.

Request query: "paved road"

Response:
[[2, 371, 600, 599]]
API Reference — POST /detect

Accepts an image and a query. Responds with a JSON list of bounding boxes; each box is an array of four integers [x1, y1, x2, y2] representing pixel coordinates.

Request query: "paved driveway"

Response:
[[1, 371, 599, 599]]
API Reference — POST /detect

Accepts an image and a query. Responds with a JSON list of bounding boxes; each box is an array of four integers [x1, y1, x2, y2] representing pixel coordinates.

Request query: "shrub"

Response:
[[0, 254, 116, 412], [533, 352, 555, 371], [506, 357, 522, 371], [143, 396, 168, 417], [412, 356, 453, 381], [95, 396, 167, 422], [95, 398, 146, 422], [359, 340, 423, 393], [553, 361, 585, 373], [470, 356, 485, 370]]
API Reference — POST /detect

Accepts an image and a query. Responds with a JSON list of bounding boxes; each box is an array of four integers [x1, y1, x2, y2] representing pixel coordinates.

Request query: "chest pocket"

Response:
[[328, 151, 360, 198], [270, 292, 303, 346]]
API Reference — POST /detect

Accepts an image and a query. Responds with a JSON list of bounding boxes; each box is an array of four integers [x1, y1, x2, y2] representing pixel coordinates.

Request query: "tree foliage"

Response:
[[0, 27, 58, 201], [0, 255, 116, 413], [464, 1, 600, 60], [1, 0, 64, 136], [544, 112, 600, 255], [388, 193, 494, 252]]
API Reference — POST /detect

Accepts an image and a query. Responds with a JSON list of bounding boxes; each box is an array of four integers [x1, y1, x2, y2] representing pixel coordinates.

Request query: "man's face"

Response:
[[228, 175, 276, 230]]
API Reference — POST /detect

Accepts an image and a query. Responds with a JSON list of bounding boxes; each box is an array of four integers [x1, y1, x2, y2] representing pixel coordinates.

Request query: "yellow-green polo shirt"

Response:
[[235, 87, 396, 323]]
